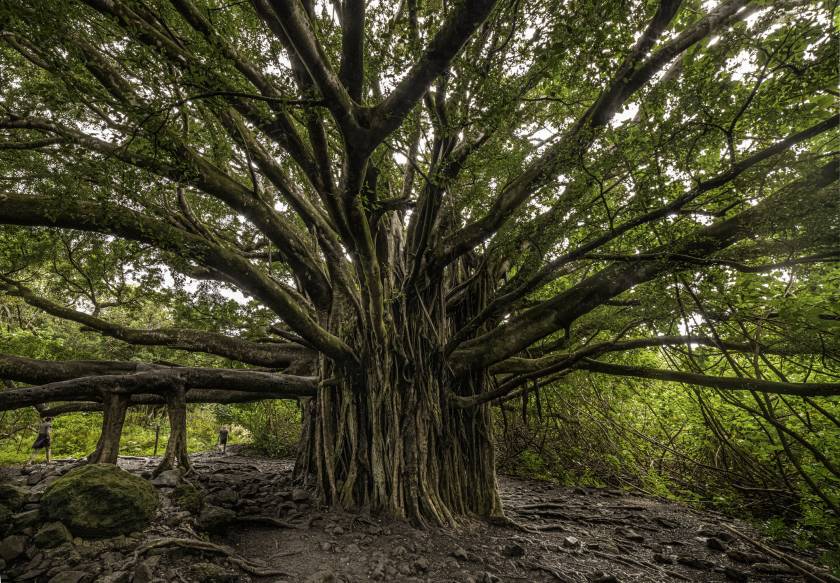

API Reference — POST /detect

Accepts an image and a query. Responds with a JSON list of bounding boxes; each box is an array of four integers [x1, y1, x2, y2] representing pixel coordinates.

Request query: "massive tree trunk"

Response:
[[297, 363, 502, 525], [297, 365, 503, 525], [296, 271, 503, 525]]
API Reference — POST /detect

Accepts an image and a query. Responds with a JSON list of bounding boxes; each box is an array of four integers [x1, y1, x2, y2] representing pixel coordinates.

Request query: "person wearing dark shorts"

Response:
[[28, 417, 53, 464], [218, 426, 229, 454]]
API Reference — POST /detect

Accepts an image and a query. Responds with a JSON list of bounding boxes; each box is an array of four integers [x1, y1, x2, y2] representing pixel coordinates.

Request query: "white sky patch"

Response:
[[218, 286, 249, 305], [744, 8, 771, 30], [610, 102, 639, 128], [726, 50, 755, 82]]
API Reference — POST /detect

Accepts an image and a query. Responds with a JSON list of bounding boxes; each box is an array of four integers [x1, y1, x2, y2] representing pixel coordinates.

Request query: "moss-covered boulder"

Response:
[[172, 482, 204, 514], [0, 483, 28, 511], [42, 464, 158, 538]]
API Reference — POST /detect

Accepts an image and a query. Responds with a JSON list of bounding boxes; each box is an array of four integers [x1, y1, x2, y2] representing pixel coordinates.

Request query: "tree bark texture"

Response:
[[88, 392, 129, 464]]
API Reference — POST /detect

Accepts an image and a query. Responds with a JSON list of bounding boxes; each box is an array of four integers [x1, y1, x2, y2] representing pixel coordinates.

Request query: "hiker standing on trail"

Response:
[[28, 416, 53, 464], [218, 425, 229, 454]]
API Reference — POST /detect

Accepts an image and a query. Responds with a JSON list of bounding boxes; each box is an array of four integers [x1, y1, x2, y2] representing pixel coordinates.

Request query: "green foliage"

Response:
[[495, 370, 840, 546], [0, 406, 222, 462], [226, 401, 302, 458]]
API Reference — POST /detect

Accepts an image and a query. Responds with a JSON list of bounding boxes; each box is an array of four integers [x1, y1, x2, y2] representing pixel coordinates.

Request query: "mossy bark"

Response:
[[88, 392, 129, 464]]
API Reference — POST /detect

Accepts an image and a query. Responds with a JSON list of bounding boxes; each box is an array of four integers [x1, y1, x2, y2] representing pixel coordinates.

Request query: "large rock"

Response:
[[0, 483, 28, 511], [42, 464, 158, 538], [34, 522, 72, 548], [150, 469, 181, 488], [172, 482, 204, 514], [0, 534, 27, 562], [197, 505, 236, 531]]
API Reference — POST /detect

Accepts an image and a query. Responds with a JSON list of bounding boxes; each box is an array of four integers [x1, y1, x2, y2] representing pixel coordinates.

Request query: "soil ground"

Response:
[[0, 447, 834, 582]]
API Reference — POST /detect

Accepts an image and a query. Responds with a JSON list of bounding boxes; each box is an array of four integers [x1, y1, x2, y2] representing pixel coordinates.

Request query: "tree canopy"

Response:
[[0, 0, 837, 524]]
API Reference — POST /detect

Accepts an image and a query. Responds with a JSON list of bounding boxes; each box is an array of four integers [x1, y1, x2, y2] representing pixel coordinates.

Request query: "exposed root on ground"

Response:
[[132, 536, 289, 577]]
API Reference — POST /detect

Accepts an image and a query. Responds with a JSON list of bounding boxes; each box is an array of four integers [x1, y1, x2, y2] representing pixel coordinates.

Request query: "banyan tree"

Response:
[[0, 0, 838, 524]]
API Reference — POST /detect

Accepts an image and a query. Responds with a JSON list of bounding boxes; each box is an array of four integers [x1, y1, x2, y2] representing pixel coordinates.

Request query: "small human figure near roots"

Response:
[[28, 416, 53, 465], [217, 425, 229, 454]]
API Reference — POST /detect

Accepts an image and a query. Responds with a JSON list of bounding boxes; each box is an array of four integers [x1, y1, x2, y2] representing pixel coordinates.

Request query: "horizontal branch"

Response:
[[1, 279, 312, 368], [491, 335, 812, 375], [448, 160, 839, 374], [577, 359, 840, 397], [0, 353, 157, 385], [0, 366, 317, 411], [0, 194, 354, 363], [38, 388, 307, 417]]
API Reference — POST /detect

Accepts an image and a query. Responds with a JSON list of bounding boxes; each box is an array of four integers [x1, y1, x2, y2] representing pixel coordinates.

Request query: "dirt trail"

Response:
[[0, 448, 834, 582]]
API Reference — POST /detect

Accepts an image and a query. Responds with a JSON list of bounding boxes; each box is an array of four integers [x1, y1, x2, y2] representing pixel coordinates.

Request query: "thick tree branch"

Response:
[[368, 0, 499, 148], [339, 0, 366, 102], [448, 161, 839, 374], [0, 279, 312, 368], [37, 388, 310, 417], [252, 0, 361, 138], [576, 359, 840, 398], [491, 335, 814, 375], [0, 367, 317, 411], [0, 195, 354, 363], [0, 353, 158, 385]]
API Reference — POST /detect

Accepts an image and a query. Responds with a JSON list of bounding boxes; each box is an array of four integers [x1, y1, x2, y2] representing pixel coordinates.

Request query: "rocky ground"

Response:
[[0, 447, 836, 583]]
